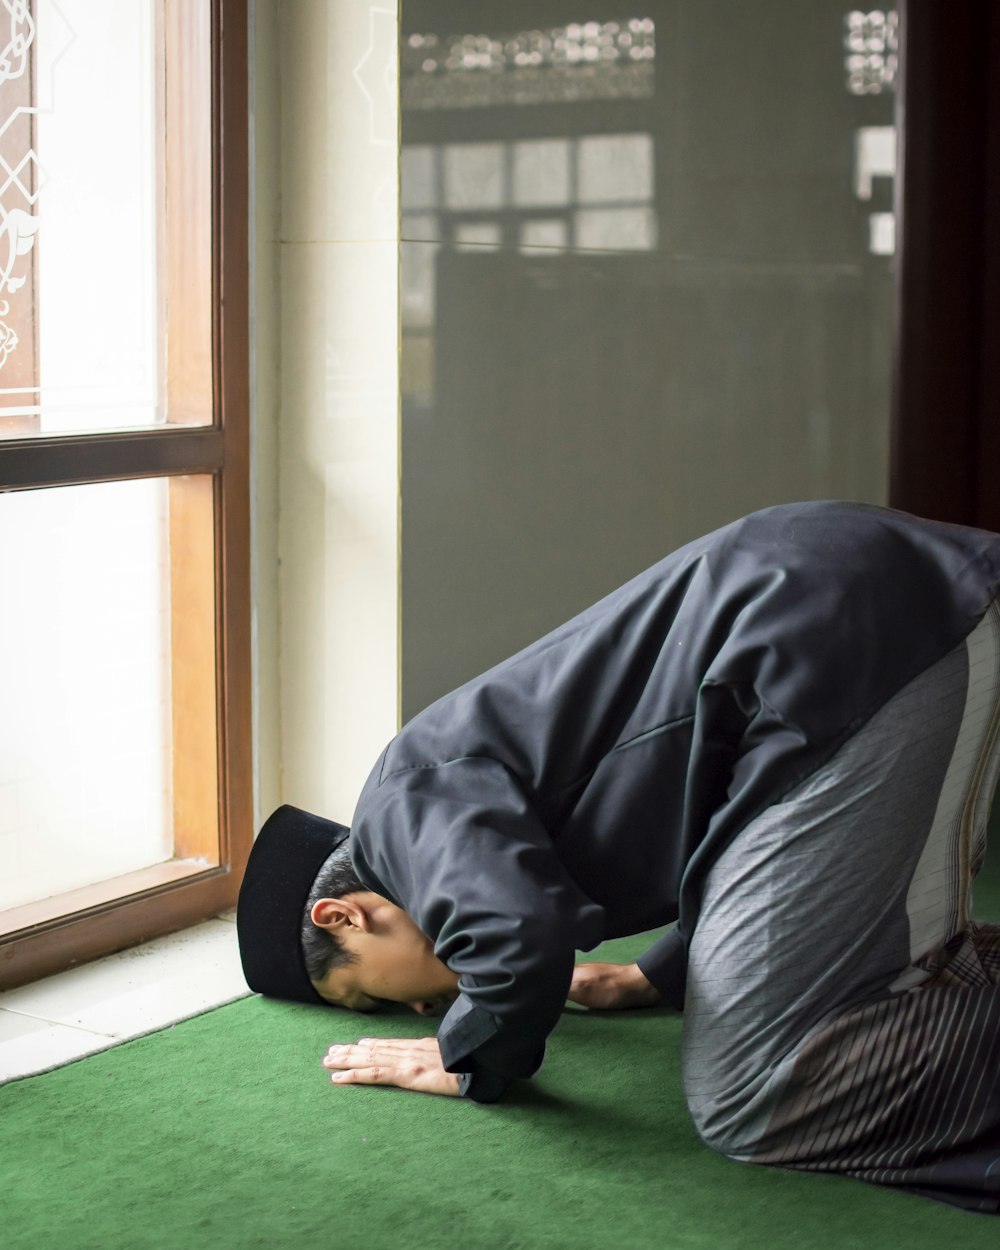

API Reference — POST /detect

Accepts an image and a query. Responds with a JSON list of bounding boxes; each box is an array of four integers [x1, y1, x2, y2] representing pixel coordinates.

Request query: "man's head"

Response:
[[302, 843, 459, 1015], [237, 804, 458, 1016]]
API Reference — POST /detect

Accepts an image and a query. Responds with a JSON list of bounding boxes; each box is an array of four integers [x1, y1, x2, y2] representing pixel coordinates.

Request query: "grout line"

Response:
[[0, 1007, 118, 1039], [1, 1036, 119, 1086], [0, 921, 247, 1074]]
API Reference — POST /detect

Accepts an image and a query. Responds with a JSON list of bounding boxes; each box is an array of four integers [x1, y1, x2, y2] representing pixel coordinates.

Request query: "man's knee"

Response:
[[683, 1081, 766, 1158]]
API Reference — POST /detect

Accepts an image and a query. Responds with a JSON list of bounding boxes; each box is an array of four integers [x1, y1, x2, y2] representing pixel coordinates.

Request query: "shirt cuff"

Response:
[[437, 993, 502, 1072], [457, 1068, 512, 1103], [635, 926, 687, 1010]]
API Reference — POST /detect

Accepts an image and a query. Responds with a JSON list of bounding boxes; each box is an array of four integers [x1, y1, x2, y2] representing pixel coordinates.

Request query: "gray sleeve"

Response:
[[350, 757, 606, 1103]]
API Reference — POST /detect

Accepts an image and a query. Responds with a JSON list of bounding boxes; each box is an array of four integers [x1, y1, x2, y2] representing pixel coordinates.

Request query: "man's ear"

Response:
[[310, 895, 371, 933]]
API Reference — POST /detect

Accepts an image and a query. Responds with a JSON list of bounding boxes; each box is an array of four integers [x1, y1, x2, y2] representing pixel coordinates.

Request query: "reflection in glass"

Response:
[[403, 132, 657, 254], [402, 146, 437, 210], [520, 219, 568, 250], [844, 9, 898, 94], [454, 221, 503, 250], [512, 140, 571, 206], [400, 3, 899, 719], [444, 142, 505, 209], [402, 19, 656, 111], [577, 133, 653, 203], [575, 206, 657, 250]]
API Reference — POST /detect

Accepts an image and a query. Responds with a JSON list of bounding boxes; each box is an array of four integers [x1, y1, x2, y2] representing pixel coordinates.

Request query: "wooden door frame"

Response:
[[0, 0, 251, 989], [890, 0, 1000, 532]]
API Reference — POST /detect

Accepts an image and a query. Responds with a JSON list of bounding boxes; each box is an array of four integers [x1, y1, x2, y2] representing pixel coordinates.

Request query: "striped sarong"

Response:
[[681, 601, 1000, 1213]]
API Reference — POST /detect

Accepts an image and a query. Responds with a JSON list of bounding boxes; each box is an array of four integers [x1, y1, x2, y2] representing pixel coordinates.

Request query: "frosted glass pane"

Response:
[[0, 477, 206, 911], [0, 0, 211, 437]]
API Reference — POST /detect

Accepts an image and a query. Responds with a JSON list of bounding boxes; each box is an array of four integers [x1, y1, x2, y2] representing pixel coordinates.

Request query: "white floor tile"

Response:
[[0, 914, 251, 1083], [0, 1008, 115, 1081]]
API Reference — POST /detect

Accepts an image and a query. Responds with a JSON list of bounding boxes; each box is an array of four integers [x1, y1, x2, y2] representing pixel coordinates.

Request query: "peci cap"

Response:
[[237, 804, 350, 1005]]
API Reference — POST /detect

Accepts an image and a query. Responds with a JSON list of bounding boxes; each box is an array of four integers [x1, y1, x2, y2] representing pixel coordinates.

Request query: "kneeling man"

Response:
[[238, 501, 1000, 1214]]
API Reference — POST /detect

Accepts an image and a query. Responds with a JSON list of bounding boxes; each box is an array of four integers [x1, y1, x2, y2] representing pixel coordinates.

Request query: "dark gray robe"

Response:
[[348, 502, 1000, 1102]]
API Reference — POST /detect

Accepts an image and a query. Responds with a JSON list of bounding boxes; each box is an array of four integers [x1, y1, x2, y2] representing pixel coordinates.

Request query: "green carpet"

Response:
[[4, 862, 1000, 1250]]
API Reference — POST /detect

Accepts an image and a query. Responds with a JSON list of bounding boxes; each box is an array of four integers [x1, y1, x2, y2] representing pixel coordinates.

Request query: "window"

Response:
[[0, 0, 250, 987]]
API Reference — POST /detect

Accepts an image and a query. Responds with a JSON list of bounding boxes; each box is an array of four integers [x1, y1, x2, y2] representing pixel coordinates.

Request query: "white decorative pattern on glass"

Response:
[[0, 0, 34, 81], [0, 0, 40, 373], [0, 0, 168, 432]]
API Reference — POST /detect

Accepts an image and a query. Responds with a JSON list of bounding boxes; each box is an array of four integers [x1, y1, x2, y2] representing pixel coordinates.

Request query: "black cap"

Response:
[[237, 804, 350, 1004]]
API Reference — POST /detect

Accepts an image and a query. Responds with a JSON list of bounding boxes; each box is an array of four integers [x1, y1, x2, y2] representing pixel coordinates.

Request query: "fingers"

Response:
[[321, 1037, 460, 1097], [353, 1036, 440, 1050], [322, 1043, 403, 1089], [328, 1064, 390, 1087], [323, 1037, 437, 1063]]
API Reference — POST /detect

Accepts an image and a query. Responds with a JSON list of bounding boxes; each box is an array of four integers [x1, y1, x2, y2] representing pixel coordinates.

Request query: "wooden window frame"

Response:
[[0, 0, 250, 989]]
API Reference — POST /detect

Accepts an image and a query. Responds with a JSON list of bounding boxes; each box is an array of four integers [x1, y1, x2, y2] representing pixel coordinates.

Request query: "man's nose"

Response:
[[409, 1000, 437, 1016]]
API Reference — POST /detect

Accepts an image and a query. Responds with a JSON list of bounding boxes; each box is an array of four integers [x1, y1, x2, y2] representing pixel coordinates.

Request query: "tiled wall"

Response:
[[253, 0, 400, 826]]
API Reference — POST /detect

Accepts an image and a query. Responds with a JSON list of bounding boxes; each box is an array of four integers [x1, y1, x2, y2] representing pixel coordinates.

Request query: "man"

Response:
[[238, 500, 1000, 1213]]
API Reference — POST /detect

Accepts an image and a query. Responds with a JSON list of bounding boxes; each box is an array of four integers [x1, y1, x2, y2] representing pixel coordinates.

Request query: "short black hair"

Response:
[[300, 842, 365, 983]]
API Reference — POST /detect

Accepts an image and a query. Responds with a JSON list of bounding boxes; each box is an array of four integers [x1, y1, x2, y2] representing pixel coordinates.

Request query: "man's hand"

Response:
[[322, 1036, 461, 1097], [568, 961, 662, 1010]]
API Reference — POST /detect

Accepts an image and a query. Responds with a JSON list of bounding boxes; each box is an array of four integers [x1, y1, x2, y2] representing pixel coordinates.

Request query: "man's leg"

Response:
[[681, 602, 1000, 1212]]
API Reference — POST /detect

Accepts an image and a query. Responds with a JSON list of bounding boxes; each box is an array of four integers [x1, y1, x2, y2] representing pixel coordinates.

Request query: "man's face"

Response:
[[309, 894, 460, 1016]]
